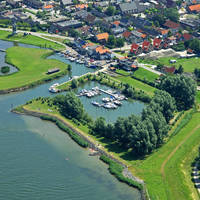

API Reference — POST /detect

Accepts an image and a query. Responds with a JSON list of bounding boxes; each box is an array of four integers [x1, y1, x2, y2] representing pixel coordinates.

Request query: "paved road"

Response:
[[0, 28, 74, 41], [138, 63, 163, 75]]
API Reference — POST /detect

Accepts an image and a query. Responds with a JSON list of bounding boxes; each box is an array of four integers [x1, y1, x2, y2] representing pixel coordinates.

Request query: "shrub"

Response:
[[1, 66, 10, 74], [40, 115, 88, 147]]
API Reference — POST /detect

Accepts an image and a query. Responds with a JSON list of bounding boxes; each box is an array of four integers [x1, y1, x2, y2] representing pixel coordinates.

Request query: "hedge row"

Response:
[[40, 115, 88, 148], [100, 155, 143, 191], [170, 109, 195, 138]]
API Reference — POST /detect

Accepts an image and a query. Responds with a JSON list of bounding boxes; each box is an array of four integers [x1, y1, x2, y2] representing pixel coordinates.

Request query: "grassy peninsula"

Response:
[[0, 30, 65, 51], [0, 46, 69, 91]]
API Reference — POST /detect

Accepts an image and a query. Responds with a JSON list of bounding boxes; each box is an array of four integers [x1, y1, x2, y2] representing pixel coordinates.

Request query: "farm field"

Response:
[[0, 30, 65, 51], [0, 46, 69, 90], [139, 57, 200, 72]]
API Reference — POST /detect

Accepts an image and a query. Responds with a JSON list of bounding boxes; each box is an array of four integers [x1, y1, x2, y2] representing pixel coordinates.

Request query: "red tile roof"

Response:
[[153, 38, 162, 48], [188, 4, 200, 12], [164, 20, 180, 29], [142, 40, 151, 50], [122, 31, 131, 38], [113, 21, 120, 26], [130, 43, 139, 53], [96, 33, 109, 41], [164, 66, 176, 74], [182, 33, 192, 41]]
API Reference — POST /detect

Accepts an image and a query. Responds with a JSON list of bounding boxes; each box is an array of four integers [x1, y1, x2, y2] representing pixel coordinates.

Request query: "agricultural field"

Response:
[[0, 30, 65, 51], [0, 46, 69, 90], [139, 57, 200, 73]]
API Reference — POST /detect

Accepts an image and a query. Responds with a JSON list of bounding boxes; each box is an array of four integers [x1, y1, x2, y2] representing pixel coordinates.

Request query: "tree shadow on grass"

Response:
[[97, 136, 146, 162]]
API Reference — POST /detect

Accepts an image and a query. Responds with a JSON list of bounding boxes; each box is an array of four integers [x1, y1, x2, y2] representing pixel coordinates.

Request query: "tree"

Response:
[[90, 117, 107, 135], [106, 6, 116, 16], [116, 38, 124, 48], [107, 35, 116, 47], [164, 8, 179, 22], [194, 68, 200, 80], [176, 65, 184, 74], [150, 90, 176, 123], [71, 78, 78, 88], [53, 92, 84, 120], [159, 75, 197, 110]]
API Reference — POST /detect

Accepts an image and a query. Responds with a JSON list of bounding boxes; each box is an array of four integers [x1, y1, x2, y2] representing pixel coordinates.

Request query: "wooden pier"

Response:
[[0, 49, 6, 52]]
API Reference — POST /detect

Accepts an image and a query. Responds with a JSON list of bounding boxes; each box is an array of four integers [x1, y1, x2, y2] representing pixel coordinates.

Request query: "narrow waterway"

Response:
[[0, 40, 142, 200]]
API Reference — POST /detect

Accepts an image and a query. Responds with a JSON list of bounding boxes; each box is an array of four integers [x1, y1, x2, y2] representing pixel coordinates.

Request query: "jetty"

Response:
[[0, 49, 5, 52]]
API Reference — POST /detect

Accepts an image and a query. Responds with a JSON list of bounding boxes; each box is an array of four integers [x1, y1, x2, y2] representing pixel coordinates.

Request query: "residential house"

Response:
[[163, 66, 176, 74], [95, 32, 109, 44], [163, 20, 180, 33], [51, 20, 82, 33], [95, 46, 111, 60], [130, 30, 146, 43], [75, 4, 88, 11], [119, 1, 153, 14], [118, 59, 138, 71], [153, 38, 163, 50], [43, 4, 53, 11], [60, 0, 73, 8], [142, 40, 153, 53], [188, 4, 200, 13], [23, 0, 44, 9], [130, 43, 142, 55], [182, 33, 193, 41]]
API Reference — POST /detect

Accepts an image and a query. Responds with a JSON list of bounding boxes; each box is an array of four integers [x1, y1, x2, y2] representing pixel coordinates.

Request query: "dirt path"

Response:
[[161, 125, 200, 177]]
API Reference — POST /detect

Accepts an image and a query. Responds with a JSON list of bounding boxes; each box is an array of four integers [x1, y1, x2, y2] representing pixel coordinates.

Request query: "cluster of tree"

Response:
[[106, 35, 124, 48], [122, 83, 151, 103], [159, 75, 196, 110], [90, 90, 176, 156], [151, 8, 179, 27], [185, 39, 200, 54], [194, 68, 200, 80], [68, 28, 80, 38], [52, 92, 91, 123], [105, 6, 117, 16]]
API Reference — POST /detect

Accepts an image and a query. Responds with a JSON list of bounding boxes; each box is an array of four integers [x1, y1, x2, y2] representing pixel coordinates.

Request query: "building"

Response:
[[142, 40, 153, 53], [130, 43, 142, 55], [163, 20, 180, 33], [60, 0, 73, 8], [188, 4, 200, 13], [23, 0, 43, 9], [153, 38, 163, 49], [51, 20, 82, 32], [95, 32, 109, 43]]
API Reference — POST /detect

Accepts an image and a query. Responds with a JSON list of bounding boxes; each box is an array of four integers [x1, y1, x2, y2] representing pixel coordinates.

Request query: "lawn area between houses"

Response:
[[18, 96, 200, 200], [113, 75, 157, 96], [0, 30, 65, 51], [139, 57, 200, 73], [132, 68, 159, 82], [0, 46, 69, 91]]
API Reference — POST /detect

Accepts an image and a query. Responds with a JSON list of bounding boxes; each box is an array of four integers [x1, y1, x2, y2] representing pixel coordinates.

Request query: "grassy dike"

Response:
[[0, 30, 65, 51], [0, 46, 70, 93]]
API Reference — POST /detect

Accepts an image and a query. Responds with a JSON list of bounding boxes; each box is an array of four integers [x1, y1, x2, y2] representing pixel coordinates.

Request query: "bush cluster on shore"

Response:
[[100, 155, 143, 191], [40, 115, 88, 148], [1, 66, 10, 74]]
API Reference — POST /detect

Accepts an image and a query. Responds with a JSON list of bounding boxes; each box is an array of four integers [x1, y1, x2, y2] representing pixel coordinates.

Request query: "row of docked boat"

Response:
[[91, 101, 119, 109], [78, 87, 101, 98]]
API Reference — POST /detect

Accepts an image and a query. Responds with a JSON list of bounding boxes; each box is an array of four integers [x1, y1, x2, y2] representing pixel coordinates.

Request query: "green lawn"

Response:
[[133, 68, 159, 82], [139, 57, 200, 73], [0, 30, 65, 51], [113, 75, 157, 96], [0, 46, 69, 90]]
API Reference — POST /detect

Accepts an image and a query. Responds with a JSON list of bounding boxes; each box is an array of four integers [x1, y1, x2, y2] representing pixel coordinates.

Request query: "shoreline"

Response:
[[12, 106, 148, 200], [0, 69, 68, 95]]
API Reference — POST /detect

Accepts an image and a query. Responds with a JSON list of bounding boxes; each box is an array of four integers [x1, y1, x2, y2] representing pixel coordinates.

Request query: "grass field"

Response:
[[0, 46, 69, 90], [139, 57, 200, 73], [133, 68, 159, 82], [0, 30, 65, 51], [113, 75, 157, 96]]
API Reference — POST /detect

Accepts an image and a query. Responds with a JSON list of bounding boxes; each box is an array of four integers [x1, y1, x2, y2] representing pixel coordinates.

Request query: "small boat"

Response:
[[49, 86, 58, 93], [91, 101, 101, 107], [102, 97, 110, 103], [113, 100, 122, 106]]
